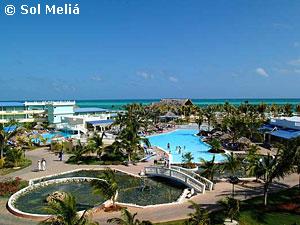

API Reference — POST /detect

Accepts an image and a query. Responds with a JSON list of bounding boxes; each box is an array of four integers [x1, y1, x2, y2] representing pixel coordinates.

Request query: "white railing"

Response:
[[144, 166, 206, 194], [171, 166, 213, 191]]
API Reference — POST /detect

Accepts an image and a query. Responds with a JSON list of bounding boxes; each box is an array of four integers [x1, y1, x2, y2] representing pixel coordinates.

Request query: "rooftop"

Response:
[[74, 107, 107, 113], [271, 116, 300, 123], [87, 119, 114, 126], [0, 102, 24, 107]]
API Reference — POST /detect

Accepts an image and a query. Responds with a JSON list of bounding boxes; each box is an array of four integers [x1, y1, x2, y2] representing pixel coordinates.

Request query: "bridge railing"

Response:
[[144, 166, 206, 194], [171, 166, 214, 191]]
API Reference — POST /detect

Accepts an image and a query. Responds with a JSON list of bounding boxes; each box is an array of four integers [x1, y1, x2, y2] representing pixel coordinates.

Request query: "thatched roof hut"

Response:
[[219, 133, 232, 141], [237, 137, 252, 145], [153, 98, 193, 107]]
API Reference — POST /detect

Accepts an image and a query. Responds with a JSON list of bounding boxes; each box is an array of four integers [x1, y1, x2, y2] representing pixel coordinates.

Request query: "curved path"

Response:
[[1, 148, 299, 225]]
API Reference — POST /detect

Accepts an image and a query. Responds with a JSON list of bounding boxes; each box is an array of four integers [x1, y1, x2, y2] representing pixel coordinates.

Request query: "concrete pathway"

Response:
[[1, 148, 299, 225]]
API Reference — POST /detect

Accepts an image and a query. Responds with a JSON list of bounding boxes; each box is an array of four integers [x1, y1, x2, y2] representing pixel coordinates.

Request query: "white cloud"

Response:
[[136, 71, 154, 80], [256, 68, 269, 77], [272, 23, 292, 29], [288, 58, 300, 66], [293, 42, 300, 48], [90, 76, 102, 81], [168, 76, 178, 82], [52, 82, 76, 92]]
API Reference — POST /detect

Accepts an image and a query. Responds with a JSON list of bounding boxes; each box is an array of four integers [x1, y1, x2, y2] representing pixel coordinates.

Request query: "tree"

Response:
[[296, 104, 300, 116], [39, 192, 98, 225], [184, 201, 210, 225], [203, 106, 216, 132], [5, 148, 25, 167], [256, 150, 293, 206], [219, 197, 240, 223], [283, 104, 293, 117], [199, 155, 217, 182], [209, 138, 222, 152], [0, 122, 19, 159], [182, 152, 194, 164], [91, 168, 118, 208], [244, 145, 260, 178], [222, 152, 241, 197], [195, 110, 204, 132], [107, 208, 153, 225], [68, 140, 89, 163], [87, 132, 106, 159], [113, 105, 151, 162]]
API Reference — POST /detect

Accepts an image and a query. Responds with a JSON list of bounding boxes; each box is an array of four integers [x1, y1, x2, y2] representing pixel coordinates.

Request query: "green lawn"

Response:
[[155, 219, 187, 225], [237, 187, 300, 225], [157, 187, 300, 225], [0, 159, 32, 176]]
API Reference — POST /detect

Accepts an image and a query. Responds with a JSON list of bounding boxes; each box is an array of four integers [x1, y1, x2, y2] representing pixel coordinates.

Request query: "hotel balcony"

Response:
[[0, 110, 46, 115], [0, 117, 47, 123]]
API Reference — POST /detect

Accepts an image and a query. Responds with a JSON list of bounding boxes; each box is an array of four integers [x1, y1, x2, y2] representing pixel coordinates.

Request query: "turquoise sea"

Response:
[[76, 98, 300, 110]]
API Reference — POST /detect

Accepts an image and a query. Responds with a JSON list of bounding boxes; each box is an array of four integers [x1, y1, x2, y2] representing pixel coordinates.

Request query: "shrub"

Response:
[[0, 158, 5, 168], [0, 177, 28, 197]]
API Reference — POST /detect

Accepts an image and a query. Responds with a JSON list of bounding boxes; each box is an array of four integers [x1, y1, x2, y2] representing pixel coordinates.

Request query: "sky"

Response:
[[0, 0, 300, 100]]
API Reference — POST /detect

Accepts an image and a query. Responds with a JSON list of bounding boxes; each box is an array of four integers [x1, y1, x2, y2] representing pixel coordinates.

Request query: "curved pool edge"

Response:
[[7, 177, 109, 219], [9, 168, 191, 219]]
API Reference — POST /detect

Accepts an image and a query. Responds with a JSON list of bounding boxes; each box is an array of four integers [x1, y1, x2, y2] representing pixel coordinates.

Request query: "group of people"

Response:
[[36, 158, 47, 171]]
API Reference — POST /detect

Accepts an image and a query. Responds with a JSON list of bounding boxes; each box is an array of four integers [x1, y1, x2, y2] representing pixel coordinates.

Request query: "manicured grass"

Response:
[[0, 159, 32, 176], [237, 187, 300, 225], [157, 187, 300, 225], [239, 211, 300, 225], [155, 219, 187, 225]]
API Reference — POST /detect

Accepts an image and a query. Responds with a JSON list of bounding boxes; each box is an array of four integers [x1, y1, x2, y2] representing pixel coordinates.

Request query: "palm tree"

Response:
[[283, 104, 293, 116], [117, 125, 150, 162], [199, 155, 217, 182], [182, 152, 194, 164], [203, 106, 216, 132], [244, 145, 260, 178], [87, 132, 106, 158], [39, 192, 98, 225], [219, 197, 240, 223], [296, 104, 300, 116], [184, 201, 210, 225], [195, 110, 204, 132], [222, 152, 241, 197], [68, 140, 89, 163], [107, 208, 153, 225], [5, 148, 24, 167], [0, 122, 19, 159], [256, 150, 293, 206], [91, 168, 118, 208]]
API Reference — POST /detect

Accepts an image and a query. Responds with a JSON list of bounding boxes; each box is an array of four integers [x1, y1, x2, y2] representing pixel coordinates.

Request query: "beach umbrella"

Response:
[[34, 124, 43, 130], [212, 131, 223, 137], [237, 137, 252, 145], [220, 133, 232, 141]]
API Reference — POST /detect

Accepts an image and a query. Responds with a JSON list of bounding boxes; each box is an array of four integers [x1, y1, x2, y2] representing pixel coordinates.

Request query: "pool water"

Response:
[[15, 181, 103, 214], [15, 170, 186, 214], [148, 129, 225, 163], [32, 132, 72, 144]]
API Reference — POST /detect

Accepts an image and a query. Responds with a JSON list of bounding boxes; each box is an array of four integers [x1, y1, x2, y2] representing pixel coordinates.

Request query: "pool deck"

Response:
[[1, 147, 299, 225]]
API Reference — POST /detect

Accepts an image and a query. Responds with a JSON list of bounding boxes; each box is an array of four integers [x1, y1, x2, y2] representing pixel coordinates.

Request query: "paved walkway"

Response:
[[2, 148, 299, 224]]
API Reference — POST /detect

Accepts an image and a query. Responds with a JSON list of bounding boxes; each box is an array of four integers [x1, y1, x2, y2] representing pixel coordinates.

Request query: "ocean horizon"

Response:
[[76, 98, 300, 110], [1, 98, 300, 110]]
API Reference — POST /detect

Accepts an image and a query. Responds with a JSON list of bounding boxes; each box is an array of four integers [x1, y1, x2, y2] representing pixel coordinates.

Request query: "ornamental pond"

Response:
[[13, 170, 187, 215]]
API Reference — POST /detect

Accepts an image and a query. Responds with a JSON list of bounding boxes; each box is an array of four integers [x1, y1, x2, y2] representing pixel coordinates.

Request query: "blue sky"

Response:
[[0, 0, 300, 100]]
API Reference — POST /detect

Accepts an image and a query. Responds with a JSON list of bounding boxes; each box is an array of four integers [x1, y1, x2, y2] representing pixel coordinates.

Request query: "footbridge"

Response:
[[144, 166, 213, 194]]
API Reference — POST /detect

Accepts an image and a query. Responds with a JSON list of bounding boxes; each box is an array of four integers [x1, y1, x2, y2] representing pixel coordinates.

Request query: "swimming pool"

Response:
[[32, 132, 72, 144], [148, 129, 225, 163]]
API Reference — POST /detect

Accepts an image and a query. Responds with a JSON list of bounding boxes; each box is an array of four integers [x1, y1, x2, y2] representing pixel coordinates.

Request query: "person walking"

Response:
[[41, 158, 46, 171], [37, 160, 41, 171], [58, 150, 64, 161]]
